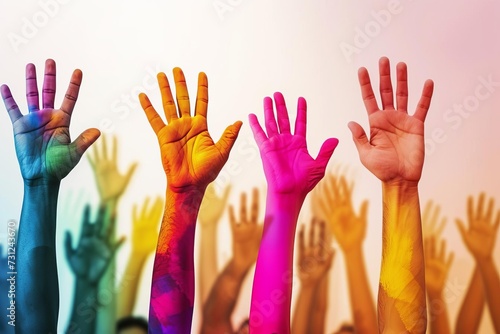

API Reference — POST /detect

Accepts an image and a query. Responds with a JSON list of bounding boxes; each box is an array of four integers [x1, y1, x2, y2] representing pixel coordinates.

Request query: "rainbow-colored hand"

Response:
[[249, 92, 338, 198], [139, 68, 242, 192], [1, 59, 100, 184]]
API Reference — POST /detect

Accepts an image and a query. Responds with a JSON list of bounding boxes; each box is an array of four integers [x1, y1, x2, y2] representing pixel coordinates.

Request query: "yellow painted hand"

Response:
[[139, 68, 242, 192], [131, 196, 164, 257]]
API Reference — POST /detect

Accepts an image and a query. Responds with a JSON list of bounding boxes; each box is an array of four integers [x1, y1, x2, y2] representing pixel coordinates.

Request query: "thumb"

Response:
[[315, 138, 339, 172], [359, 200, 369, 221], [64, 231, 74, 261], [215, 121, 243, 158], [455, 219, 468, 244], [347, 121, 370, 156], [72, 128, 101, 158], [125, 162, 138, 186]]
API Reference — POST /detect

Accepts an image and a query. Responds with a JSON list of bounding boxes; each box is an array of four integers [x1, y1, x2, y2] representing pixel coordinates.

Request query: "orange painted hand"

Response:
[[312, 174, 368, 253], [297, 220, 334, 287], [424, 236, 454, 297], [456, 193, 500, 261], [348, 57, 434, 184], [131, 196, 164, 257], [139, 68, 242, 192]]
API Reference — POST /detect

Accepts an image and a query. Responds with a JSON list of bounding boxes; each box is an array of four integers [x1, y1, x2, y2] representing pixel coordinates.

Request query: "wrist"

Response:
[[228, 259, 251, 279], [476, 255, 494, 268], [343, 244, 363, 259], [24, 179, 60, 192], [382, 180, 419, 196]]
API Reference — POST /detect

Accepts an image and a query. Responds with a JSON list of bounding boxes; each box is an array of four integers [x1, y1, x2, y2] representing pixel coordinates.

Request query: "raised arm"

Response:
[[455, 267, 485, 333], [292, 220, 334, 334], [1, 59, 99, 333], [313, 174, 377, 333], [202, 189, 262, 333], [424, 236, 453, 334], [456, 193, 500, 333], [139, 68, 242, 332], [248, 92, 338, 333], [65, 205, 124, 334], [198, 183, 231, 308], [348, 57, 434, 333], [117, 196, 163, 318]]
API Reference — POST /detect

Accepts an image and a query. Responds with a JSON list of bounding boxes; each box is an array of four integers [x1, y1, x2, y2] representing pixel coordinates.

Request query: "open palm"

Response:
[[1, 59, 99, 183], [348, 57, 434, 184], [140, 68, 242, 191], [249, 92, 338, 197]]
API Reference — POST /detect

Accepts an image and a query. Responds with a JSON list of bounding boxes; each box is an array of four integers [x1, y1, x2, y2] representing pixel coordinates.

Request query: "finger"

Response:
[[173, 67, 190, 117], [430, 204, 440, 234], [294, 97, 307, 137], [112, 236, 126, 255], [264, 96, 279, 137], [81, 204, 93, 238], [112, 136, 118, 163], [229, 205, 237, 230], [318, 220, 326, 258], [439, 239, 446, 262], [467, 196, 475, 227], [249, 114, 267, 146], [309, 219, 316, 249], [348, 121, 370, 158], [413, 79, 434, 122], [124, 162, 138, 187], [141, 197, 151, 220], [476, 193, 485, 222], [273, 92, 291, 134], [494, 210, 500, 231], [359, 200, 369, 221], [157, 72, 178, 122], [60, 69, 83, 115], [132, 203, 138, 223], [424, 237, 430, 257], [436, 218, 446, 238], [446, 252, 454, 270], [102, 133, 109, 161], [329, 175, 340, 204], [1, 85, 23, 123], [240, 192, 248, 223], [314, 138, 339, 173], [485, 197, 494, 223], [194, 72, 208, 118], [42, 59, 56, 109], [250, 187, 259, 224], [378, 57, 394, 110], [429, 236, 436, 259], [298, 225, 305, 262], [64, 231, 75, 260], [95, 205, 107, 237], [339, 176, 351, 204], [139, 93, 165, 134], [396, 62, 408, 112], [358, 67, 379, 115], [70, 128, 101, 159], [215, 121, 243, 158], [455, 219, 468, 243], [69, 128, 101, 159], [25, 63, 39, 112]]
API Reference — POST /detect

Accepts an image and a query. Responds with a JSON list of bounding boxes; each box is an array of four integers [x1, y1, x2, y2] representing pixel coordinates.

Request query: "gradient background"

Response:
[[0, 0, 499, 333]]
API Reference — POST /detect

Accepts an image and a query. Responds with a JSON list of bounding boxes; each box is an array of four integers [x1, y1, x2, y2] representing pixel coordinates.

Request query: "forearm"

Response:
[[477, 257, 500, 332], [17, 182, 60, 333], [250, 193, 302, 333], [117, 254, 148, 318], [455, 267, 485, 334], [66, 280, 98, 334], [291, 286, 315, 334], [309, 274, 329, 334], [379, 182, 426, 333], [198, 224, 219, 307], [345, 247, 377, 334], [427, 292, 451, 334], [149, 187, 203, 333], [202, 259, 249, 333]]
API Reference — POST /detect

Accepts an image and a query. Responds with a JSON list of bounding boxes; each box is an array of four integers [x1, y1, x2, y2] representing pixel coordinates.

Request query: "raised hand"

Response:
[[88, 135, 137, 202], [139, 68, 242, 192], [249, 92, 339, 199], [424, 236, 454, 297], [64, 205, 124, 284], [297, 220, 334, 286], [131, 196, 164, 257], [229, 188, 263, 270], [423, 200, 447, 239], [312, 174, 368, 253], [456, 193, 500, 261], [348, 57, 434, 184], [1, 59, 100, 184], [199, 183, 231, 226]]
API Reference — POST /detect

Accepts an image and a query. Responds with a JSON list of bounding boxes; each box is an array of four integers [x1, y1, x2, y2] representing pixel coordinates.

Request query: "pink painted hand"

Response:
[[249, 92, 339, 199]]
